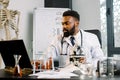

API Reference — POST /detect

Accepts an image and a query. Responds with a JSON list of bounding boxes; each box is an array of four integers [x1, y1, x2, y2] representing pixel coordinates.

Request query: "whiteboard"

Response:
[[33, 8, 69, 57]]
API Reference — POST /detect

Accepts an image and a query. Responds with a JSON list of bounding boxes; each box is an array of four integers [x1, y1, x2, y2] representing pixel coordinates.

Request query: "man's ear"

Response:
[[75, 21, 79, 26]]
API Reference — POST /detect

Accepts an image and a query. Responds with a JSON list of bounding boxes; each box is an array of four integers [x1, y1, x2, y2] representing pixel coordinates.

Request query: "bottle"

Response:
[[49, 57, 52, 69]]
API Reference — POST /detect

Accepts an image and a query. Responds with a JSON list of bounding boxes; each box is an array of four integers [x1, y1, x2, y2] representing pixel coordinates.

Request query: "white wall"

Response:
[[8, 0, 44, 59], [72, 0, 101, 30]]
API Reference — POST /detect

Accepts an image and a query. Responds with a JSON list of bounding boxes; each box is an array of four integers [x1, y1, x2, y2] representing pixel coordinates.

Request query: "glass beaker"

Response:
[[32, 52, 46, 73], [13, 54, 22, 77], [58, 54, 70, 68], [99, 57, 115, 77]]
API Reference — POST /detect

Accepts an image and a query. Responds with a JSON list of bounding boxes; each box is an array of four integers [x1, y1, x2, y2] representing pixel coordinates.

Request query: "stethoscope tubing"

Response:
[[61, 30, 83, 55]]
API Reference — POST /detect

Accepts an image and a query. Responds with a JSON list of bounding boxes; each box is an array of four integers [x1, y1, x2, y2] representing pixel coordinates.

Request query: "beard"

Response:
[[63, 25, 75, 37]]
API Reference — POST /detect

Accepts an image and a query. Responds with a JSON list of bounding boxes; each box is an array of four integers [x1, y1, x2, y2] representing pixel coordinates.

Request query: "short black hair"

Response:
[[63, 10, 80, 21]]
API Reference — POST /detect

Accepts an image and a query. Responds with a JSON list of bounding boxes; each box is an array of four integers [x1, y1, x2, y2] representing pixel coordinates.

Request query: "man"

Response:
[[47, 10, 104, 72]]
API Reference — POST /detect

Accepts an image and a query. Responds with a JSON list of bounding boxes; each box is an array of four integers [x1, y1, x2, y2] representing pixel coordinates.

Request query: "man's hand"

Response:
[[79, 57, 86, 64]]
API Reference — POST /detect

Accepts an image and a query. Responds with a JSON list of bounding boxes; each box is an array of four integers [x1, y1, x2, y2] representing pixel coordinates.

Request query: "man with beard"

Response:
[[46, 10, 104, 75]]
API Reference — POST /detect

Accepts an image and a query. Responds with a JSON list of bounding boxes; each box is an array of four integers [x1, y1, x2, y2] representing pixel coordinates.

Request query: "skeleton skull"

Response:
[[2, 0, 9, 8]]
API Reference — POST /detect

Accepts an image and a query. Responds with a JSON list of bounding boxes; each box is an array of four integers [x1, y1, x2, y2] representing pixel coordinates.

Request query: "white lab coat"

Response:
[[47, 29, 104, 68]]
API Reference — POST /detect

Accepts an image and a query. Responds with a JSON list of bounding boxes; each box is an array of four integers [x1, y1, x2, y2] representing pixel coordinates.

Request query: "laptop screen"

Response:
[[0, 40, 32, 69]]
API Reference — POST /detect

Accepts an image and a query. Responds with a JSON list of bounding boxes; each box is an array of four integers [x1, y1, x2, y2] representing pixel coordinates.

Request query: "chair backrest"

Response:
[[84, 29, 102, 46]]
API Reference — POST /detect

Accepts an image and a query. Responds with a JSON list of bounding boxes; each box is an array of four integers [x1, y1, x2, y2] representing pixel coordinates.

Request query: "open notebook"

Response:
[[0, 39, 32, 69]]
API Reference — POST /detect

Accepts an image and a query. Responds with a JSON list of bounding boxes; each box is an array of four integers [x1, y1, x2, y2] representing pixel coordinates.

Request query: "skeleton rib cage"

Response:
[[0, 9, 20, 40]]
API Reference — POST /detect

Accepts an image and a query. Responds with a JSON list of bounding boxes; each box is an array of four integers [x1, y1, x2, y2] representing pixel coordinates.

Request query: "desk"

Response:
[[0, 69, 120, 80]]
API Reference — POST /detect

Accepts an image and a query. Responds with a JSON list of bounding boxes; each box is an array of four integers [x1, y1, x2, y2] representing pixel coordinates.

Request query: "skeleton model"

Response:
[[0, 0, 20, 40]]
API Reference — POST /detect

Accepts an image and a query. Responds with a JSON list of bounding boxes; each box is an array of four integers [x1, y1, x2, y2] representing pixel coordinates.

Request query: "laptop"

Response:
[[0, 39, 32, 69]]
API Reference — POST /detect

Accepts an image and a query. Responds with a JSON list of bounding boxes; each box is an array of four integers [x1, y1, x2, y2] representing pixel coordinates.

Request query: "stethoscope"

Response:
[[60, 30, 83, 55]]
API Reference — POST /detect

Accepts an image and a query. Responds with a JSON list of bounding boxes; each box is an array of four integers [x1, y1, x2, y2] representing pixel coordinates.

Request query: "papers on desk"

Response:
[[29, 64, 79, 79], [59, 63, 80, 72], [30, 70, 78, 78]]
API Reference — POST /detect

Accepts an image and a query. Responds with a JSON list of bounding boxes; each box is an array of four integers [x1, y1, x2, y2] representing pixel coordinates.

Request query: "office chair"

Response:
[[85, 29, 102, 47]]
